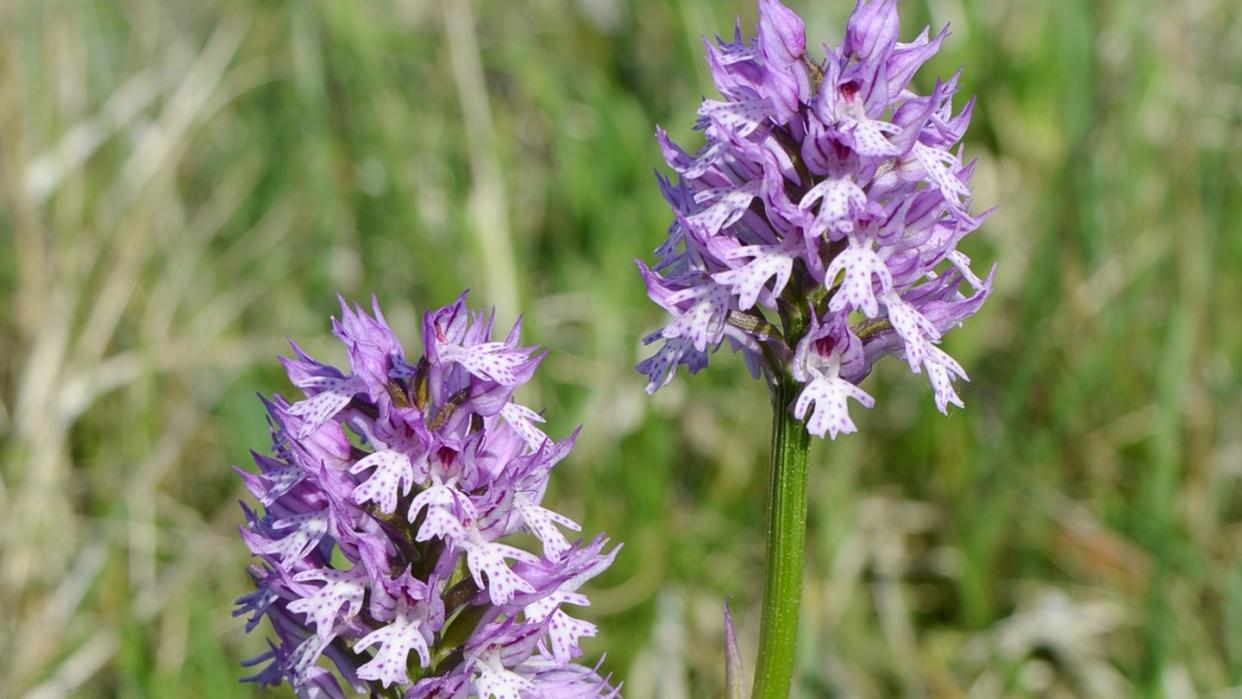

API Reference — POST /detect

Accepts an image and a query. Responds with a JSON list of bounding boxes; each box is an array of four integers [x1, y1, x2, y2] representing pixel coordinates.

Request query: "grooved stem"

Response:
[[750, 372, 812, 699]]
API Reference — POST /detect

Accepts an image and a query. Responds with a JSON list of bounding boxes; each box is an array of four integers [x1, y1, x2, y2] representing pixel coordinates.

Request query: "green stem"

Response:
[[750, 371, 812, 699]]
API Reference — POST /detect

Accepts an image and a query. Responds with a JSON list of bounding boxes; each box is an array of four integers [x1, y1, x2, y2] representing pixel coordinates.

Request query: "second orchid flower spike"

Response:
[[638, 0, 994, 439]]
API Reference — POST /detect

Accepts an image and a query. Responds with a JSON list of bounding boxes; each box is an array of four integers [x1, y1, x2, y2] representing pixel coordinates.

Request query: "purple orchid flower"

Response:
[[236, 293, 619, 697], [638, 0, 994, 438]]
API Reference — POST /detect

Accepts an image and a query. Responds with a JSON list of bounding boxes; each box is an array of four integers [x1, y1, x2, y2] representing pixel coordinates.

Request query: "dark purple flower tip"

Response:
[[758, 0, 807, 64], [421, 289, 471, 365], [845, 0, 900, 62], [331, 294, 405, 395]]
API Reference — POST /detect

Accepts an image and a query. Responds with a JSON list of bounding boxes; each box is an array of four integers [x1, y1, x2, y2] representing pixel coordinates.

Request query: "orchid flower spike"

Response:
[[237, 293, 620, 698], [638, 0, 993, 437]]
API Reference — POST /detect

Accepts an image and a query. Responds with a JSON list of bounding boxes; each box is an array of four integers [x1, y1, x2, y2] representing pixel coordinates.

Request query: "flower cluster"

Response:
[[638, 0, 993, 438], [235, 293, 619, 698]]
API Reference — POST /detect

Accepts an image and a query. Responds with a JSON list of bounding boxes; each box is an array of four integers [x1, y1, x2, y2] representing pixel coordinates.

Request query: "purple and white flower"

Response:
[[638, 0, 994, 437], [237, 293, 619, 697]]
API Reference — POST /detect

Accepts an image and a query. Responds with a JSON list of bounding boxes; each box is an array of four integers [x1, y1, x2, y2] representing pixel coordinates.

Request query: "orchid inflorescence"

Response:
[[234, 1, 994, 695], [235, 293, 619, 698], [638, 0, 993, 438]]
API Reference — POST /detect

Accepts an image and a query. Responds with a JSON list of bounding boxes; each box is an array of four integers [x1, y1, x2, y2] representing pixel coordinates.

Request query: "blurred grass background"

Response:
[[1, 0, 1240, 696]]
